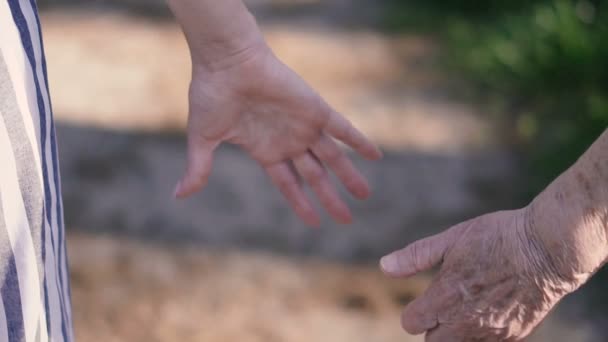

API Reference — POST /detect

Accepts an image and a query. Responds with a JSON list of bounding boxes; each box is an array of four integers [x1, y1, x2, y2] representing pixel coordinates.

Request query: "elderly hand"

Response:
[[380, 129, 608, 341], [380, 206, 604, 341], [173, 41, 381, 226]]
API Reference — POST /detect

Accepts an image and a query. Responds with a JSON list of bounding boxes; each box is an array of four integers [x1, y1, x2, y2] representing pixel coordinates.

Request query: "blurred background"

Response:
[[36, 0, 607, 341]]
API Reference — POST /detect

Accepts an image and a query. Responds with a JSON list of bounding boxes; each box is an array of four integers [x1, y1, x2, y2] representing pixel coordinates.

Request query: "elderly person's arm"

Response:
[[380, 129, 608, 341], [165, 0, 382, 226]]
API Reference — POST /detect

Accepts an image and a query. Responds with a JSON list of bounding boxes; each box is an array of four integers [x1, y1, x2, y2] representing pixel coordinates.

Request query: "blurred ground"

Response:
[[40, 0, 599, 341], [69, 234, 428, 342], [69, 234, 595, 342]]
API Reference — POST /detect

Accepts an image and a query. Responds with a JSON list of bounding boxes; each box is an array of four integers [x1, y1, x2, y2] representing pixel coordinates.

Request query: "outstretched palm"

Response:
[[174, 45, 382, 226]]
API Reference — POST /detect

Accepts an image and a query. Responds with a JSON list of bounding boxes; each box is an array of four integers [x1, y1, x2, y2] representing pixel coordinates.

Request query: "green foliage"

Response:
[[447, 0, 608, 193], [386, 0, 608, 194], [447, 1, 607, 92]]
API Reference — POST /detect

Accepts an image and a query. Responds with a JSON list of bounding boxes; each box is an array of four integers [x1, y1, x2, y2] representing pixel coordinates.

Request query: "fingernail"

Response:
[[172, 182, 181, 198], [380, 254, 399, 274]]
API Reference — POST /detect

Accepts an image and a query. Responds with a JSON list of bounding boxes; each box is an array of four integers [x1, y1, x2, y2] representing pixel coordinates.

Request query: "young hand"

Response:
[[174, 43, 382, 226]]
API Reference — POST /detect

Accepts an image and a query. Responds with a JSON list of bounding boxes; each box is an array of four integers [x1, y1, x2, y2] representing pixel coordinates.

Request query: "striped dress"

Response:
[[0, 0, 74, 341]]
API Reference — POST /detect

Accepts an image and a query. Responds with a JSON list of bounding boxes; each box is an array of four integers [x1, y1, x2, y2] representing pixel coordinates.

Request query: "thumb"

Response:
[[380, 228, 456, 278], [174, 136, 218, 199]]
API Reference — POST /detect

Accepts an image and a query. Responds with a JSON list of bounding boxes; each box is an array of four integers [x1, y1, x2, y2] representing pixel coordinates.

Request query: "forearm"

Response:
[[165, 0, 266, 70], [529, 129, 608, 278]]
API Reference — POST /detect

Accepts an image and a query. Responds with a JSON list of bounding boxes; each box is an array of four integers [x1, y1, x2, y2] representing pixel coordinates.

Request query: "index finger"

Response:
[[402, 279, 458, 336], [324, 112, 382, 161]]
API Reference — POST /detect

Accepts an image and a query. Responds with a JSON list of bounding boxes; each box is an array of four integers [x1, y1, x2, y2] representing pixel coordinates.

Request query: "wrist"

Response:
[[525, 130, 608, 279], [189, 32, 269, 73], [166, 0, 268, 72], [526, 174, 608, 283]]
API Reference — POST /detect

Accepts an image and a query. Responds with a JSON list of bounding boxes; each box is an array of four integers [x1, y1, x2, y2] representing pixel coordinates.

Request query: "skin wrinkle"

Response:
[[575, 171, 594, 201], [487, 280, 520, 320], [432, 198, 598, 341], [380, 98, 608, 342], [519, 206, 563, 282], [411, 238, 421, 274], [502, 300, 524, 335], [590, 158, 608, 236], [522, 130, 608, 327], [441, 213, 543, 339], [537, 170, 608, 277], [554, 189, 565, 202]]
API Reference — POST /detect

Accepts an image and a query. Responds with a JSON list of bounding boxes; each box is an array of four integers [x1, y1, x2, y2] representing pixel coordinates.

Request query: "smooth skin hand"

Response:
[[167, 0, 382, 226], [381, 129, 608, 341]]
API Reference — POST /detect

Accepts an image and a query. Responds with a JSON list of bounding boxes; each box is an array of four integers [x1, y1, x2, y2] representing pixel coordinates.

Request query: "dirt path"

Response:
[[69, 234, 428, 342], [69, 234, 595, 342]]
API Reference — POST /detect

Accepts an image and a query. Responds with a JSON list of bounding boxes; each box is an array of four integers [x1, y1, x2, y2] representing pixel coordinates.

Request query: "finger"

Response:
[[425, 325, 463, 342], [402, 296, 439, 335], [265, 161, 320, 227], [293, 152, 352, 224], [380, 228, 457, 278], [324, 112, 382, 161], [402, 279, 458, 335], [174, 136, 218, 199], [311, 135, 370, 199]]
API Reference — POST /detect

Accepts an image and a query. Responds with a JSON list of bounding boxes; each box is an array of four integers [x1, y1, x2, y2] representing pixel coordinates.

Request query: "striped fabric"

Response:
[[0, 1, 73, 341]]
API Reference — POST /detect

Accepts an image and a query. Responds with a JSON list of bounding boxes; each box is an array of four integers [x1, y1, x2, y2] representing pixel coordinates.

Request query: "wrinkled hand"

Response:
[[174, 43, 382, 226], [380, 209, 590, 341]]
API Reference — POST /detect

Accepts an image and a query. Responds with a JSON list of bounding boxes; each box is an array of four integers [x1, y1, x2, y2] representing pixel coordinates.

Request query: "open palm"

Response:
[[174, 45, 382, 226]]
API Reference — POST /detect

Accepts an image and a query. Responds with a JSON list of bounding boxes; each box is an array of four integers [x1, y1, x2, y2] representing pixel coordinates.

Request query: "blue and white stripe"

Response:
[[0, 0, 73, 340]]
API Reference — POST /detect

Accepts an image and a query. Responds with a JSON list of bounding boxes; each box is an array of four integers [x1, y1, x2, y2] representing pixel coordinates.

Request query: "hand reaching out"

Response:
[[379, 129, 608, 341], [173, 43, 382, 226], [380, 209, 590, 341]]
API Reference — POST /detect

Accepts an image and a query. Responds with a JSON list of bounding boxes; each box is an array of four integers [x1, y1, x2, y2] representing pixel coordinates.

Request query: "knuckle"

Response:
[[275, 176, 296, 190], [323, 146, 343, 164], [344, 178, 360, 192], [348, 130, 363, 149], [330, 119, 348, 139], [314, 97, 332, 124], [410, 242, 422, 273]]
